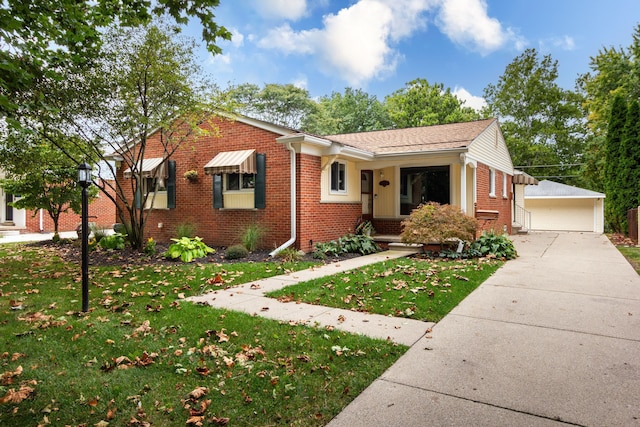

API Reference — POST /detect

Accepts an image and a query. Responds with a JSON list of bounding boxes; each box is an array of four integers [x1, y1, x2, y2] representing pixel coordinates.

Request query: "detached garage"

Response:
[[524, 180, 606, 233]]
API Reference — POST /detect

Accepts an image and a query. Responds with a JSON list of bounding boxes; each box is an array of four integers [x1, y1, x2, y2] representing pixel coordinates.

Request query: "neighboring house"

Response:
[[523, 180, 606, 233], [0, 168, 117, 235], [115, 115, 514, 253]]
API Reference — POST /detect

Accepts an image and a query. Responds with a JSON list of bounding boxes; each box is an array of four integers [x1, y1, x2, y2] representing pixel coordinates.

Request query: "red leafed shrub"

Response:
[[400, 202, 477, 247]]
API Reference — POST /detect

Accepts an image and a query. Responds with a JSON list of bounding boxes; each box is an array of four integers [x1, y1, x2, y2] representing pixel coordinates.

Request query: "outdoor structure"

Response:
[[523, 180, 605, 233], [115, 115, 514, 253], [0, 169, 117, 235], [512, 170, 539, 233]]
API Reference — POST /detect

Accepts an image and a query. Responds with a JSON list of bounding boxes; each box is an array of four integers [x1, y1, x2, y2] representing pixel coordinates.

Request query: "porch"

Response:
[[0, 223, 23, 237]]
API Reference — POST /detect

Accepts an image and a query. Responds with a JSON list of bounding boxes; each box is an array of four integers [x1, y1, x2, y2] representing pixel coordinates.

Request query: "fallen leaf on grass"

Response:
[[1, 365, 23, 385], [0, 383, 35, 404], [189, 387, 208, 399]]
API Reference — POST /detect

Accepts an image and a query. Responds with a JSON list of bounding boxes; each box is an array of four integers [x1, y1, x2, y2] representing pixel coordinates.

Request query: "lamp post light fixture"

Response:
[[77, 162, 92, 312]]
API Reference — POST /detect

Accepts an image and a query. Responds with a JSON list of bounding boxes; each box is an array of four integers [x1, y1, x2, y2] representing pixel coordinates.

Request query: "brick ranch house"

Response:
[[0, 169, 116, 235], [112, 115, 514, 253]]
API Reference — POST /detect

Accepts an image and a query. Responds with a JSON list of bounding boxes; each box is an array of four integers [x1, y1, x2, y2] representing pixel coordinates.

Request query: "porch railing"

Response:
[[514, 203, 532, 232]]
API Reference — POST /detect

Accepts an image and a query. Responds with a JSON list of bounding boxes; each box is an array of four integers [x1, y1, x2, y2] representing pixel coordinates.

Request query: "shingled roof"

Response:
[[322, 118, 497, 155]]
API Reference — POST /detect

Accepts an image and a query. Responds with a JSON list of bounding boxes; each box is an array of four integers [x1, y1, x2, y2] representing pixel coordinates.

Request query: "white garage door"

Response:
[[527, 198, 595, 232]]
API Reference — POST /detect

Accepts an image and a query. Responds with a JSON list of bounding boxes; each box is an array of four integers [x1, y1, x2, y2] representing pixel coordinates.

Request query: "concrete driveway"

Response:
[[328, 232, 640, 426]]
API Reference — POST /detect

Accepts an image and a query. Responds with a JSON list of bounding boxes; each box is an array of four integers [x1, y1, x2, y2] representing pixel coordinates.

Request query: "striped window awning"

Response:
[[123, 157, 167, 179], [204, 149, 256, 175], [513, 170, 539, 185]]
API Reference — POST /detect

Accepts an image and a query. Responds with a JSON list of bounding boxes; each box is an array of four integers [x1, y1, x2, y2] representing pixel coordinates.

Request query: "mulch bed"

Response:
[[607, 233, 637, 247], [30, 240, 361, 267]]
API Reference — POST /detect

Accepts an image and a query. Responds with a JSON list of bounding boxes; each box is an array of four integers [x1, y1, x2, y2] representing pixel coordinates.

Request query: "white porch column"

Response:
[[460, 154, 467, 213], [460, 154, 477, 215]]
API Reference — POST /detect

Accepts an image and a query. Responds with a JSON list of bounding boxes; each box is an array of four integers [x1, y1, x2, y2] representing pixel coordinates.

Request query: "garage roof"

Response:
[[525, 180, 605, 199]]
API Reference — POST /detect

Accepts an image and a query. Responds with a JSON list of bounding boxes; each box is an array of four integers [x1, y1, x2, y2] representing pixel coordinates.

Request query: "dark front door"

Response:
[[361, 170, 373, 221], [5, 193, 13, 222]]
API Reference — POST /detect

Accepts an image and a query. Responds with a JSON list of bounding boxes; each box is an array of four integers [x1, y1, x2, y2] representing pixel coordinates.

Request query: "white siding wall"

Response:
[[467, 121, 513, 174]]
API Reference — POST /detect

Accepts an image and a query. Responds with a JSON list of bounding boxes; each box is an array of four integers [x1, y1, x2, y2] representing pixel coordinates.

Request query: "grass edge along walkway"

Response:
[[189, 250, 502, 346]]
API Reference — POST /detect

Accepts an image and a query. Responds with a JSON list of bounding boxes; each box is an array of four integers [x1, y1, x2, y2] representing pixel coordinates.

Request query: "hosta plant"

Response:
[[470, 231, 517, 260], [165, 236, 215, 263]]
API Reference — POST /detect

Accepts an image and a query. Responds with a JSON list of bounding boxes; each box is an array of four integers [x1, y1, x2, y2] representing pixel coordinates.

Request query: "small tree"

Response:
[[0, 131, 97, 241], [400, 202, 478, 248]]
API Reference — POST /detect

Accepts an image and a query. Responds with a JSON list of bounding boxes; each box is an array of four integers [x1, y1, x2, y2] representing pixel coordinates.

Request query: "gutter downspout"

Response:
[[270, 141, 296, 256], [39, 209, 43, 232]]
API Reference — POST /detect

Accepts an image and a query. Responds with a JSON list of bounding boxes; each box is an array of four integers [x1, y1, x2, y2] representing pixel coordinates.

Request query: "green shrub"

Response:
[[91, 225, 109, 242], [98, 233, 127, 250], [225, 244, 249, 260], [241, 223, 265, 252], [314, 234, 379, 257], [175, 222, 197, 239], [355, 219, 375, 236], [470, 231, 517, 260], [113, 223, 127, 234], [144, 237, 156, 256], [165, 236, 215, 263], [401, 202, 477, 247], [275, 247, 303, 262]]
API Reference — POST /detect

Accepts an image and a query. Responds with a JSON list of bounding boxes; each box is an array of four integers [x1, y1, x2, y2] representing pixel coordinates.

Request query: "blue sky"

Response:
[[188, 0, 639, 110]]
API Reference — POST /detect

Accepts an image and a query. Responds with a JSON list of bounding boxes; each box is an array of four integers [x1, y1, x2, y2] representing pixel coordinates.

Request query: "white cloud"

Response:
[[254, 0, 309, 21], [453, 86, 487, 111], [258, 0, 437, 85], [291, 75, 308, 89], [436, 0, 513, 54], [540, 35, 575, 51], [229, 28, 245, 47]]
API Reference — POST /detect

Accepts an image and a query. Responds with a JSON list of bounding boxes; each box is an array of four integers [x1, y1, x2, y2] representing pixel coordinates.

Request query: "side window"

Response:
[[502, 172, 507, 198], [330, 161, 346, 193], [489, 168, 496, 197]]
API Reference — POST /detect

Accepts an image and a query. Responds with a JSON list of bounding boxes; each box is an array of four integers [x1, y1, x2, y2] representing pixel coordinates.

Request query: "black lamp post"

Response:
[[77, 162, 92, 312]]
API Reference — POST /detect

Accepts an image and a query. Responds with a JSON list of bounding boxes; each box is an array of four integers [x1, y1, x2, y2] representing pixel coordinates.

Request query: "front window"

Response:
[[144, 177, 165, 195], [400, 166, 450, 215], [226, 173, 255, 191], [330, 161, 346, 193], [142, 177, 167, 209]]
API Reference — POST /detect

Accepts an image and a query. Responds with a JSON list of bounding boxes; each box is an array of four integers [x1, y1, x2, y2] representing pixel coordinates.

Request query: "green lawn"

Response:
[[267, 256, 503, 322], [0, 243, 406, 426], [617, 245, 640, 274]]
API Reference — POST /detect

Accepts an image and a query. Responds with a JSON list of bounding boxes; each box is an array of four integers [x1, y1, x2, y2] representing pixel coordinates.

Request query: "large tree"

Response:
[[577, 24, 640, 190], [0, 0, 230, 129], [41, 23, 227, 250], [301, 87, 391, 135], [227, 83, 317, 129], [604, 95, 628, 233], [483, 48, 586, 184], [385, 78, 482, 129]]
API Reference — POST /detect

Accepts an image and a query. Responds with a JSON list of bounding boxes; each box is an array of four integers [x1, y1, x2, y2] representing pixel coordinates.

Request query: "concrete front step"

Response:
[[388, 242, 423, 252]]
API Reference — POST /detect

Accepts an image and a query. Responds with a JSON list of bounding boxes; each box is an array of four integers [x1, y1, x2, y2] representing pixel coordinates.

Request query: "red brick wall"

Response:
[[24, 180, 117, 233], [295, 153, 361, 253], [118, 117, 293, 249], [475, 163, 512, 234]]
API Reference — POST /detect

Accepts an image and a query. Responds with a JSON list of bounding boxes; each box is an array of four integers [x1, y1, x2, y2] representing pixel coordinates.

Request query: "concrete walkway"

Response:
[[328, 232, 640, 426], [190, 249, 430, 346]]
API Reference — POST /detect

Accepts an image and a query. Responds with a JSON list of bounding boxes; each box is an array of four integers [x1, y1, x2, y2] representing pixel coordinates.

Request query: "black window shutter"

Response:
[[134, 184, 142, 209], [167, 160, 176, 209], [255, 153, 266, 209], [213, 174, 223, 208]]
